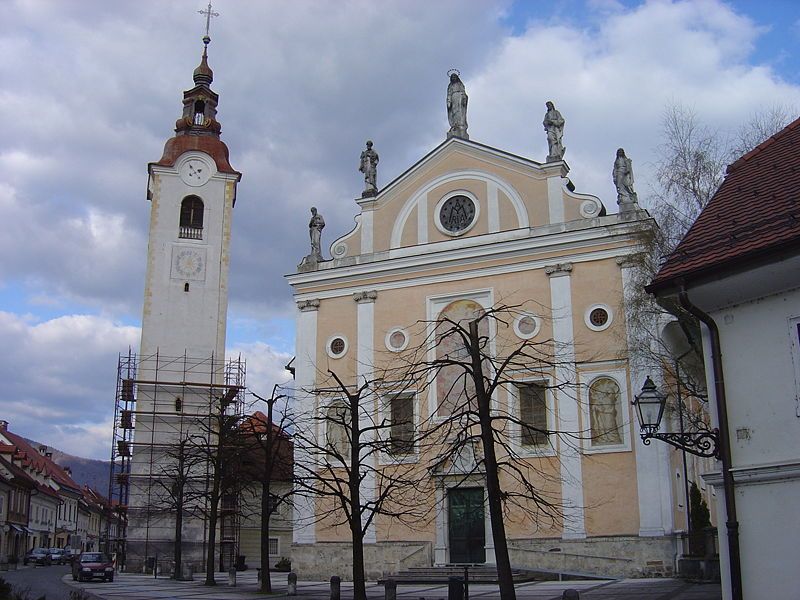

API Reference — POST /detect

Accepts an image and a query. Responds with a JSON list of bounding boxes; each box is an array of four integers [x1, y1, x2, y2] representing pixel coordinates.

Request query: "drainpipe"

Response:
[[678, 287, 742, 600]]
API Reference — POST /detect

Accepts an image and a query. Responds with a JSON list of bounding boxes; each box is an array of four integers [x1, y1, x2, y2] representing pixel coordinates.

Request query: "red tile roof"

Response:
[[0, 429, 81, 492], [648, 116, 800, 292]]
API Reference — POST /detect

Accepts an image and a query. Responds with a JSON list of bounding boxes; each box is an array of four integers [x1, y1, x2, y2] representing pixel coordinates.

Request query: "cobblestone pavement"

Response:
[[65, 570, 721, 600]]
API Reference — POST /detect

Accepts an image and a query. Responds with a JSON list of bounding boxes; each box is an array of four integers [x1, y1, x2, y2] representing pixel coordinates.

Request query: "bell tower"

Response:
[[141, 34, 241, 360], [122, 27, 244, 573]]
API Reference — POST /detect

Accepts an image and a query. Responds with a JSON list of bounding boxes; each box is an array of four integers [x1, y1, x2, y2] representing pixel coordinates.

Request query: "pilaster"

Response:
[[617, 256, 674, 537], [293, 298, 319, 544], [546, 262, 586, 539], [354, 290, 377, 543]]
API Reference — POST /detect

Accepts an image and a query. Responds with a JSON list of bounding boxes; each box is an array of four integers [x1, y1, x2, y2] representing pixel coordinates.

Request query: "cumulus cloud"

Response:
[[0, 311, 139, 458], [2, 0, 800, 458]]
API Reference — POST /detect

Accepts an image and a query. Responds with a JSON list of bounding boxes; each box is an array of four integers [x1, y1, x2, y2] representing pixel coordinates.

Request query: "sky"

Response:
[[1, 0, 799, 460]]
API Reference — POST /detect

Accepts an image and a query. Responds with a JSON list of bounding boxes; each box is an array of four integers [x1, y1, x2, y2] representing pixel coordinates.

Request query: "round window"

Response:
[[590, 308, 608, 327], [438, 194, 477, 235], [327, 336, 348, 358], [385, 328, 409, 352], [513, 313, 541, 340], [584, 304, 613, 331]]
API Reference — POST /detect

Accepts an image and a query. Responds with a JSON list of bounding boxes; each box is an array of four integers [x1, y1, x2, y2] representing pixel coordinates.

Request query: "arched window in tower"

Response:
[[179, 196, 204, 239], [193, 100, 206, 125]]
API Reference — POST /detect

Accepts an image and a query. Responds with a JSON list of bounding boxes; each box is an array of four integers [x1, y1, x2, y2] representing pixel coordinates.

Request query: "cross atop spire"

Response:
[[198, 2, 218, 45]]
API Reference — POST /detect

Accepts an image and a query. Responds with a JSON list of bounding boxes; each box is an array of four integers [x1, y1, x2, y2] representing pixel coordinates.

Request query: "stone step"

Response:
[[380, 565, 538, 585]]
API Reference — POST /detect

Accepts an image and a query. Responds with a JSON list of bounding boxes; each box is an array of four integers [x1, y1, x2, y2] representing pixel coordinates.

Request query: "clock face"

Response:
[[439, 195, 476, 234], [179, 158, 212, 187], [173, 248, 206, 280]]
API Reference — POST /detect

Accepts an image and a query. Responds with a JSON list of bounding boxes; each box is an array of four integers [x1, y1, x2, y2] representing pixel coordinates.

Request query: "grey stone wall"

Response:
[[290, 536, 676, 581], [291, 541, 432, 580]]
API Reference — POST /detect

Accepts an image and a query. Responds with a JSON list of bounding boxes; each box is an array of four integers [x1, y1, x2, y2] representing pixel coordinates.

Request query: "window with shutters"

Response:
[[517, 382, 549, 447], [388, 393, 415, 455]]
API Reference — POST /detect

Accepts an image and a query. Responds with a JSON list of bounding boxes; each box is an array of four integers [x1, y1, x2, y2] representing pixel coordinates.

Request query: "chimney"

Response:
[[0, 420, 7, 430], [63, 466, 72, 476]]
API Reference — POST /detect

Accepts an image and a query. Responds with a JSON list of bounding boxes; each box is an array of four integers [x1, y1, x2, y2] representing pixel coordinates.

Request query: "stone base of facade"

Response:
[[125, 539, 208, 576], [291, 535, 676, 581], [291, 541, 433, 581]]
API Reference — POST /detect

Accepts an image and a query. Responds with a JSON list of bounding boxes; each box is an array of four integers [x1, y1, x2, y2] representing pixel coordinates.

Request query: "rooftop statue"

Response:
[[613, 148, 639, 209], [359, 140, 379, 198], [543, 101, 566, 162], [446, 70, 469, 140]]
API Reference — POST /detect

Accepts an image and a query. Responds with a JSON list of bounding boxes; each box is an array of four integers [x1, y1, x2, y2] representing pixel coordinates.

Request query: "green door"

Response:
[[448, 488, 486, 563]]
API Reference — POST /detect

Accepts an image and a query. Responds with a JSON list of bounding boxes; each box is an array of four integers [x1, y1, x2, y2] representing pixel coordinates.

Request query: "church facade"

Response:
[[286, 91, 678, 579]]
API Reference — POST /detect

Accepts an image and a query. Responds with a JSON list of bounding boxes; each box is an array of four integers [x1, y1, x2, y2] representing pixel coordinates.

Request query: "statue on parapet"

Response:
[[543, 101, 566, 162], [446, 70, 469, 140], [299, 207, 326, 270], [613, 148, 639, 209], [359, 140, 379, 198]]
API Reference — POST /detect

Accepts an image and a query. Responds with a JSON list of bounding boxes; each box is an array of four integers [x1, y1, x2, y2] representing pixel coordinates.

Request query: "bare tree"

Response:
[[147, 436, 205, 580], [393, 306, 575, 600], [241, 387, 294, 593], [293, 369, 430, 600]]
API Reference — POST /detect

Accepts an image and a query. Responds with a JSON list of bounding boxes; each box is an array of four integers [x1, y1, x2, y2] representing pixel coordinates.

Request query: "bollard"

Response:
[[385, 578, 397, 600], [288, 571, 298, 596], [228, 566, 237, 587], [562, 590, 580, 600], [330, 575, 341, 600], [447, 576, 464, 600]]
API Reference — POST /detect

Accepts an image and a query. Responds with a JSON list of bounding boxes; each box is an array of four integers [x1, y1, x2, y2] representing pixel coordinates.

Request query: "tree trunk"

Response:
[[260, 478, 272, 592], [205, 466, 220, 586], [349, 394, 367, 600], [469, 321, 516, 600], [173, 489, 183, 579]]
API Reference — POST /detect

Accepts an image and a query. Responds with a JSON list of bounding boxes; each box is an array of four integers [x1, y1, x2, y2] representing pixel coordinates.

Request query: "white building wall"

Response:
[[701, 285, 800, 600]]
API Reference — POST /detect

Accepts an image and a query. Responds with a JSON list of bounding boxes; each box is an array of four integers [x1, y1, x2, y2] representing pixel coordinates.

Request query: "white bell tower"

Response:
[[124, 31, 243, 573]]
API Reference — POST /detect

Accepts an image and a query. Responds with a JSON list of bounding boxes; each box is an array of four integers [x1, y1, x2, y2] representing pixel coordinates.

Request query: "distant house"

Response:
[[0, 421, 84, 554], [236, 411, 293, 570], [647, 117, 800, 599]]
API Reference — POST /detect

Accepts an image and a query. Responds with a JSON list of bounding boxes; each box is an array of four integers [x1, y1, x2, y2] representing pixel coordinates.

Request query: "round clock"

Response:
[[174, 248, 205, 279], [439, 194, 476, 234], [179, 158, 212, 187]]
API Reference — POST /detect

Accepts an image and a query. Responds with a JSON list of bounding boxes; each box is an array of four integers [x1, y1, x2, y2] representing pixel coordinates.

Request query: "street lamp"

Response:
[[633, 376, 720, 459]]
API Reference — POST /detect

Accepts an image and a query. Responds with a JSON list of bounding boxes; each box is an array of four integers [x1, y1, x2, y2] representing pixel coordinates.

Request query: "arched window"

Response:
[[193, 100, 206, 125], [589, 377, 623, 445], [179, 196, 204, 239], [435, 299, 487, 417], [325, 404, 349, 461]]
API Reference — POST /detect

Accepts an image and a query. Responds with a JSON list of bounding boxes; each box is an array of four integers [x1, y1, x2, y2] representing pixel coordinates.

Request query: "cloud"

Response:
[[0, 311, 139, 459], [3, 0, 800, 458]]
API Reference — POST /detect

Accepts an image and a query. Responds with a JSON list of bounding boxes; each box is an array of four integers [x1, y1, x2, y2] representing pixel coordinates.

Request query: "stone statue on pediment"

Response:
[[447, 71, 469, 140], [299, 207, 325, 270], [359, 140, 379, 198], [543, 101, 566, 162], [613, 148, 639, 209]]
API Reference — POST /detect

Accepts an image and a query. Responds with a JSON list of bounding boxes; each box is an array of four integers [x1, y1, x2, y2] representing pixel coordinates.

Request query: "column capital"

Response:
[[297, 299, 320, 312], [353, 290, 378, 303], [615, 254, 641, 268], [544, 262, 573, 277]]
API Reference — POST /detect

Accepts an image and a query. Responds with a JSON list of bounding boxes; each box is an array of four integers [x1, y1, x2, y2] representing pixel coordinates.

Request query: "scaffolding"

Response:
[[108, 349, 246, 573]]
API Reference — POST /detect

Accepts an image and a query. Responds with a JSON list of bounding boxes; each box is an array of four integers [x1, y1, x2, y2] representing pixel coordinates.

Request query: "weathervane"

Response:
[[198, 2, 219, 46]]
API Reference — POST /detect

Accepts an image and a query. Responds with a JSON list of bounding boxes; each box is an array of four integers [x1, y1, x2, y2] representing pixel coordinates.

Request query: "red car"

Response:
[[72, 552, 114, 582]]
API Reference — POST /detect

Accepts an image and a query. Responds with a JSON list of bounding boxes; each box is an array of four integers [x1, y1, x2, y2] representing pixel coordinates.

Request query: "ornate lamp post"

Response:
[[633, 376, 720, 459]]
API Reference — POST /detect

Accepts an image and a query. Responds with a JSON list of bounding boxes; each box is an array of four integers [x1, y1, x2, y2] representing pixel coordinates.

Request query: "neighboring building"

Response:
[[0, 422, 83, 554], [236, 411, 294, 570], [286, 89, 678, 579], [0, 451, 34, 562], [121, 35, 244, 574], [647, 117, 800, 599]]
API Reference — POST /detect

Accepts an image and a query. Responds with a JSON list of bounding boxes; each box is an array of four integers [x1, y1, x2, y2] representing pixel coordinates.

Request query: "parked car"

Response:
[[23, 548, 51, 566], [72, 552, 114, 582], [47, 548, 68, 565]]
